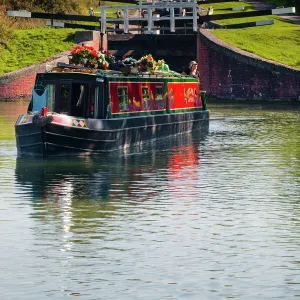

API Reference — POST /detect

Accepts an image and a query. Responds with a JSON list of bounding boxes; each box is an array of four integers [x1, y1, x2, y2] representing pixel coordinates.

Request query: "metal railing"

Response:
[[99, 1, 199, 33]]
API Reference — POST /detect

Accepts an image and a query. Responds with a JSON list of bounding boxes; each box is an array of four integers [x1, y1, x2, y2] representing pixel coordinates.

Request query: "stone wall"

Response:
[[198, 29, 300, 101]]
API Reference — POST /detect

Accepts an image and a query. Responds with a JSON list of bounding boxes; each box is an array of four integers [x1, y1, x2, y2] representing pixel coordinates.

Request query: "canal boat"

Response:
[[15, 59, 209, 157]]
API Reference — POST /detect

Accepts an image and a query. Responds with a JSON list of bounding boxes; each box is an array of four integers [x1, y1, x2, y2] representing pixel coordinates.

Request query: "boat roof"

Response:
[[42, 63, 197, 82]]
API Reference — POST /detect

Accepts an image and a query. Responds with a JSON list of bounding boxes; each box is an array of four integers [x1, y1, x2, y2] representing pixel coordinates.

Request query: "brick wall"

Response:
[[198, 29, 300, 101], [0, 51, 71, 101], [0, 73, 37, 101]]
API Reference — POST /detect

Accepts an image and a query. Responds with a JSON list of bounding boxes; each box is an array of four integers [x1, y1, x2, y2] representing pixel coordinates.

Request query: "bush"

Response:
[[0, 6, 13, 49]]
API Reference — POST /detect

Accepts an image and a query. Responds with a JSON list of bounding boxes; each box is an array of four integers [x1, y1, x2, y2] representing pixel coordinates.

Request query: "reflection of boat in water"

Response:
[[15, 130, 208, 240], [15, 129, 208, 203]]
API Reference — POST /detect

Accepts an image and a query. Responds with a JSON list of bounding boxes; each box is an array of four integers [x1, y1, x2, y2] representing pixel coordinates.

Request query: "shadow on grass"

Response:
[[62, 33, 75, 43]]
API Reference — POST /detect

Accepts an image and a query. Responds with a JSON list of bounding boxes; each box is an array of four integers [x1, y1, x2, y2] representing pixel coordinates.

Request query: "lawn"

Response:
[[0, 1, 135, 75], [0, 28, 78, 74], [201, 1, 300, 68]]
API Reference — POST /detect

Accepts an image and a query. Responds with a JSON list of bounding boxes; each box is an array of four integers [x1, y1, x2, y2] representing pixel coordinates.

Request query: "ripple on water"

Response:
[[1, 104, 300, 299]]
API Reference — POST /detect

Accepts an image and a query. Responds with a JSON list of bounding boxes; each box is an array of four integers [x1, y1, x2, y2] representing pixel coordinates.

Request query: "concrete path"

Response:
[[245, 0, 300, 25]]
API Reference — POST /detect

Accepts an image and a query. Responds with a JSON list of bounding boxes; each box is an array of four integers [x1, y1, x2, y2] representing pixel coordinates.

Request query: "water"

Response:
[[1, 102, 300, 299]]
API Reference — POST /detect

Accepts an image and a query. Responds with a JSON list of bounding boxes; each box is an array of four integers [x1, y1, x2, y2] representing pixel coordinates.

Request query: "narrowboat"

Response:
[[15, 63, 209, 157]]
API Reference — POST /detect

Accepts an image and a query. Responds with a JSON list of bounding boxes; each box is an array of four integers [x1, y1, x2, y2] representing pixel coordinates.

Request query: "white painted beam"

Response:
[[272, 7, 295, 15], [193, 4, 197, 31], [123, 8, 129, 33], [147, 8, 153, 33], [256, 20, 274, 26], [100, 8, 106, 34], [7, 11, 31, 17], [97, 3, 198, 10], [170, 7, 175, 32], [46, 21, 65, 27], [232, 7, 244, 11]]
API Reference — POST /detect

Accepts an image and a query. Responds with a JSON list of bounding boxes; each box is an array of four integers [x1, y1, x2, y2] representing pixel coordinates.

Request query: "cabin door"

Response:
[[89, 83, 106, 119]]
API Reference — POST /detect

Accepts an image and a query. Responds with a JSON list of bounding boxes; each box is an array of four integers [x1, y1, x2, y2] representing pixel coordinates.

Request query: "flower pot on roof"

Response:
[[120, 57, 138, 75], [156, 59, 169, 72], [138, 54, 157, 73], [69, 45, 98, 68], [97, 52, 109, 70]]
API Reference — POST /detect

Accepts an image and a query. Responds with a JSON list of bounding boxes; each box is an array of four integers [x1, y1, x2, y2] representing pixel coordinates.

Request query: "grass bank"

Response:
[[0, 28, 78, 74], [0, 1, 133, 75], [201, 1, 300, 68]]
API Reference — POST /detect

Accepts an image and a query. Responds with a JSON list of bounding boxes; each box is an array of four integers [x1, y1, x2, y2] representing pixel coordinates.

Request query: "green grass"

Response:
[[0, 1, 136, 75], [201, 1, 255, 14], [201, 2, 300, 68], [0, 28, 79, 74], [93, 1, 136, 17]]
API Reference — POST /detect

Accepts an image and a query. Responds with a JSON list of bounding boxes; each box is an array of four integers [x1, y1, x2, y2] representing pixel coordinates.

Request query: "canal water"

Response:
[[1, 102, 300, 299]]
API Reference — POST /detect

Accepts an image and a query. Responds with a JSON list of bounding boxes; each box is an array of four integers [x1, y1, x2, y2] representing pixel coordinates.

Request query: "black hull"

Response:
[[15, 111, 209, 157]]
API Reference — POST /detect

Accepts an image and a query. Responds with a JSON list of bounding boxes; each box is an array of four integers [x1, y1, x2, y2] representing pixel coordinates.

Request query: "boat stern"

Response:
[[15, 113, 53, 157]]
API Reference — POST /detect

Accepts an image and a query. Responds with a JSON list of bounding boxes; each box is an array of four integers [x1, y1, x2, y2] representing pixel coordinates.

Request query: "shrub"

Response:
[[0, 6, 13, 49]]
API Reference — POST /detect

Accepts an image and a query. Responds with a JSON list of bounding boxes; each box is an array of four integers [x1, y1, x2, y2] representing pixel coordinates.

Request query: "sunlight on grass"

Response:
[[201, 1, 255, 14], [211, 16, 300, 68], [0, 28, 78, 74], [0, 0, 135, 75]]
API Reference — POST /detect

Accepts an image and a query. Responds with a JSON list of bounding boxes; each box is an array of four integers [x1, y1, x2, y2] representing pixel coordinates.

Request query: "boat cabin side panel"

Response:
[[108, 79, 203, 117], [109, 81, 165, 114], [168, 82, 202, 110], [27, 72, 204, 123]]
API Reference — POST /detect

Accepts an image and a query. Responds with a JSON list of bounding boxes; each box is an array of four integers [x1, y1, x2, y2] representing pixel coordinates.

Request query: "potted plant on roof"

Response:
[[138, 54, 156, 73], [97, 52, 109, 70], [69, 45, 98, 68], [120, 56, 138, 75], [156, 59, 169, 72]]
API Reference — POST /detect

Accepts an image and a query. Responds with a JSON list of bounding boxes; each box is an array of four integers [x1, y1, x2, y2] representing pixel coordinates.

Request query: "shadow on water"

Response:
[[209, 100, 300, 111]]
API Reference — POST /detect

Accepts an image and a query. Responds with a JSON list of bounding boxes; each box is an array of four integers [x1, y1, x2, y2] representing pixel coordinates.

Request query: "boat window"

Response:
[[156, 86, 164, 109], [70, 83, 87, 117], [59, 84, 70, 114], [90, 86, 99, 118], [76, 85, 85, 107], [142, 86, 149, 110], [117, 87, 128, 111], [46, 84, 56, 111]]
